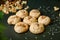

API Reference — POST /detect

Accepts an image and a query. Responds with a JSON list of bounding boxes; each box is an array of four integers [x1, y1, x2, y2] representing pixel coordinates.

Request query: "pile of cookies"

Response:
[[7, 9, 51, 34], [0, 0, 27, 14]]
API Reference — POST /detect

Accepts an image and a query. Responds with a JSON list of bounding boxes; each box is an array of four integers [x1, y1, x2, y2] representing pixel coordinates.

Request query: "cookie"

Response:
[[16, 10, 28, 18], [38, 15, 51, 25], [14, 22, 28, 33], [29, 9, 40, 18], [29, 22, 44, 34], [7, 15, 20, 25], [23, 16, 37, 25]]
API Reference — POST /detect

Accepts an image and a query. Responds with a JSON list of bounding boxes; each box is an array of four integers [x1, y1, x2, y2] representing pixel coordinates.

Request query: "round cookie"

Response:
[[38, 15, 51, 25], [23, 16, 37, 25], [14, 22, 28, 33], [29, 9, 40, 18], [7, 15, 20, 25], [16, 10, 28, 18], [29, 22, 44, 34]]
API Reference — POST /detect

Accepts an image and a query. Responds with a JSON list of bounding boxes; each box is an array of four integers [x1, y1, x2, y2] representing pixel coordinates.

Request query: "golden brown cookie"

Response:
[[29, 9, 40, 18], [7, 15, 20, 25], [16, 10, 28, 18], [29, 22, 44, 34], [38, 15, 51, 25], [23, 16, 37, 25], [14, 22, 28, 33]]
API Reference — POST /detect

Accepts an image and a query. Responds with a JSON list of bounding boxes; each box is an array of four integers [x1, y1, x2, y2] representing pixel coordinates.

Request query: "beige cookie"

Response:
[[14, 22, 28, 33], [23, 16, 37, 25], [38, 15, 51, 25], [29, 9, 40, 18], [15, 0, 21, 6], [16, 10, 28, 18], [2, 7, 9, 14], [7, 15, 20, 25], [29, 22, 44, 34], [15, 5, 23, 10], [5, 1, 9, 4]]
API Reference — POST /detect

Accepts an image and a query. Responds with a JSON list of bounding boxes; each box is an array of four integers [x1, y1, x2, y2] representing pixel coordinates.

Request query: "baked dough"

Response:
[[29, 9, 40, 18], [16, 10, 28, 18], [38, 16, 51, 25], [23, 16, 37, 25], [14, 22, 28, 33], [29, 22, 44, 34], [2, 7, 9, 14], [7, 15, 20, 25]]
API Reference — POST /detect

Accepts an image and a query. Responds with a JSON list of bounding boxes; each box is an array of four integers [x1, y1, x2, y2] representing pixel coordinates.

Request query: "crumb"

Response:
[[21, 1, 27, 5], [24, 6, 29, 10], [35, 37, 38, 39], [54, 6, 59, 11], [25, 37, 27, 39], [43, 35, 46, 37]]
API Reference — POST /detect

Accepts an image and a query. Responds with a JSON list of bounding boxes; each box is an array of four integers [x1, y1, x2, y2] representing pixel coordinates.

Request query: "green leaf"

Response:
[[0, 11, 4, 19]]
